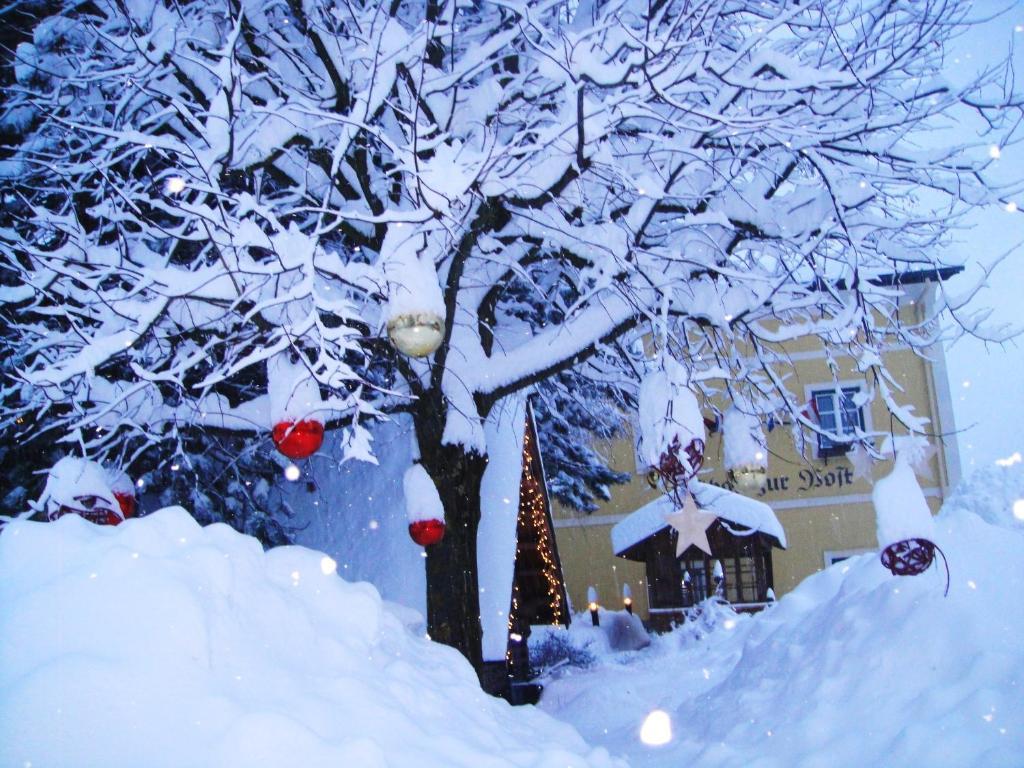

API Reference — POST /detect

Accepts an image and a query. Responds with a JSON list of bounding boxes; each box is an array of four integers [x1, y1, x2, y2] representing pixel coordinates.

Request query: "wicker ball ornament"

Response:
[[648, 435, 705, 498], [880, 537, 949, 596], [53, 495, 124, 526]]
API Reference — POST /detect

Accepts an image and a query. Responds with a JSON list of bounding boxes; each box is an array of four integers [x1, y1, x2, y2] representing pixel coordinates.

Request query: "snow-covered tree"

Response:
[[1, 0, 1020, 674]]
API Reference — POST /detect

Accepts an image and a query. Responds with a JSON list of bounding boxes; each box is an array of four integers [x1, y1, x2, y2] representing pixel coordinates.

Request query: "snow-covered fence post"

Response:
[[713, 560, 725, 598]]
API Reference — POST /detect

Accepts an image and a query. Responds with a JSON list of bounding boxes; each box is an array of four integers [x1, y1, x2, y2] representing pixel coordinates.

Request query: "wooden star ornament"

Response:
[[664, 492, 717, 558], [847, 442, 874, 482]]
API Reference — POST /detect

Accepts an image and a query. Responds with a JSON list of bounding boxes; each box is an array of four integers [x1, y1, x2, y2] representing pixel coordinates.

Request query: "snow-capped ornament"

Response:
[[637, 364, 705, 499], [268, 354, 324, 460], [404, 463, 445, 547], [387, 312, 444, 357], [408, 518, 446, 547], [106, 468, 137, 519], [272, 421, 325, 461], [383, 227, 446, 358], [873, 438, 949, 594], [40, 457, 124, 526], [723, 407, 768, 494]]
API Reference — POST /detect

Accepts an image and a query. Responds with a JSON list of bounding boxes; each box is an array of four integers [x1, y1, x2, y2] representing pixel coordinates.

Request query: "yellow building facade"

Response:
[[551, 292, 960, 621]]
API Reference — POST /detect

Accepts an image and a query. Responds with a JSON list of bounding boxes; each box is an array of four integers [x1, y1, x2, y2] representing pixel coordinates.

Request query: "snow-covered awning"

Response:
[[611, 481, 787, 557]]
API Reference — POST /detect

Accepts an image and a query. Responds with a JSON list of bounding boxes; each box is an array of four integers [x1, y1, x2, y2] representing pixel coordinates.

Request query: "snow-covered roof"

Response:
[[611, 481, 786, 556]]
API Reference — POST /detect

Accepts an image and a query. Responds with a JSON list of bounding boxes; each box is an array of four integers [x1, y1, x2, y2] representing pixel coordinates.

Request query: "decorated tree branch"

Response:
[[1, 0, 1020, 675]]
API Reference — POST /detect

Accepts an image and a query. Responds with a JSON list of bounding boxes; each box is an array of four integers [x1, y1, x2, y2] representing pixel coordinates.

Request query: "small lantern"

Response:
[[622, 583, 634, 614], [587, 585, 600, 626], [387, 312, 444, 358]]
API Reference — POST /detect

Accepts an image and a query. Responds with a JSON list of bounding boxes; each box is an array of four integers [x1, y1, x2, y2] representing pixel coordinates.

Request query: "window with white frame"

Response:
[[824, 548, 873, 567], [811, 386, 864, 457]]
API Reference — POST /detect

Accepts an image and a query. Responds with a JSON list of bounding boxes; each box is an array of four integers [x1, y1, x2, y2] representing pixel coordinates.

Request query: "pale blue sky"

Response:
[[943, 1, 1024, 475]]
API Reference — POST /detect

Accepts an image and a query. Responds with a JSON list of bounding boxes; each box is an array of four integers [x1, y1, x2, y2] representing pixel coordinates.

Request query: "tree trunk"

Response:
[[417, 440, 489, 675]]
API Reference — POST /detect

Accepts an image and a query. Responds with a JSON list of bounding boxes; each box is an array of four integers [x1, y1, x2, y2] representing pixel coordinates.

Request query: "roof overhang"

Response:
[[611, 481, 787, 559]]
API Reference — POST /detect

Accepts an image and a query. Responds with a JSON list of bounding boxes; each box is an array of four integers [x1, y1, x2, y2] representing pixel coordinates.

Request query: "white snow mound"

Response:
[[542, 468, 1024, 767], [0, 507, 619, 768]]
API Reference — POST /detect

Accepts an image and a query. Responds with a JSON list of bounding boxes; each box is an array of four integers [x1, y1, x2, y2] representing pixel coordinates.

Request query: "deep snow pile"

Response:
[[541, 467, 1024, 767], [0, 508, 619, 768]]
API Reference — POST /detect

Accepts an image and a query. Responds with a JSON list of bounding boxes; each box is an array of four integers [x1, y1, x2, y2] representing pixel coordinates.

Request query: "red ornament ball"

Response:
[[114, 491, 136, 519], [272, 420, 324, 460], [408, 518, 446, 547]]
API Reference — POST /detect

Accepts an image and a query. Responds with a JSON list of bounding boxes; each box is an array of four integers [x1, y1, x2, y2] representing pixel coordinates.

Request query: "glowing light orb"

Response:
[[320, 556, 337, 575], [1006, 201, 1018, 213], [995, 452, 1021, 467], [989, 145, 1002, 159], [165, 176, 186, 194], [284, 463, 301, 481], [1013, 499, 1024, 522], [640, 710, 672, 746]]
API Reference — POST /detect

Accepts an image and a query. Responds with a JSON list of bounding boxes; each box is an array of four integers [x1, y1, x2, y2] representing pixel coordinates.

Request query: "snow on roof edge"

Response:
[[610, 481, 786, 556]]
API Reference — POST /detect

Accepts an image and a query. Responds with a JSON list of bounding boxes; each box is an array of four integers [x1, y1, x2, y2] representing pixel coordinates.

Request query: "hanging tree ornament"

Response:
[[106, 467, 137, 519], [383, 226, 446, 358], [723, 407, 768, 494], [268, 353, 325, 461], [664, 492, 716, 558], [404, 463, 446, 546], [40, 457, 125, 526], [873, 437, 949, 595], [637, 362, 706, 502]]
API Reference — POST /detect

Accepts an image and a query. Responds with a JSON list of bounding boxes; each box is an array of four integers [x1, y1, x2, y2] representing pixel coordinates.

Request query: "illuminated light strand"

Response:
[[518, 425, 565, 625], [506, 420, 566, 665]]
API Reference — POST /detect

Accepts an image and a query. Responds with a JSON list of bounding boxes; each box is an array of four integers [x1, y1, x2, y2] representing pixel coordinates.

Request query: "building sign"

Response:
[[707, 464, 858, 498]]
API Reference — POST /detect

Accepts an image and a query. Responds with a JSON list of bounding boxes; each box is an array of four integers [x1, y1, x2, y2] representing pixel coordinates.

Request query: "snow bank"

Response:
[[0, 508, 619, 768], [543, 467, 1024, 767]]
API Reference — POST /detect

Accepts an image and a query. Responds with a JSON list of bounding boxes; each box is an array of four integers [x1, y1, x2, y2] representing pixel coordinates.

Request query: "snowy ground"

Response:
[[1, 464, 1021, 767], [0, 509, 617, 768], [539, 462, 1024, 767]]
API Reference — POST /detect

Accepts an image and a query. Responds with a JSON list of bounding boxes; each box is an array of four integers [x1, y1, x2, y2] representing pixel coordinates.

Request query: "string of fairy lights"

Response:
[[517, 420, 566, 625]]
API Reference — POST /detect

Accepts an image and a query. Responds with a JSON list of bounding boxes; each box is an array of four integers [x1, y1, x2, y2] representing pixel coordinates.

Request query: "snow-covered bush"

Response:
[[0, 508, 620, 767], [530, 627, 598, 679]]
